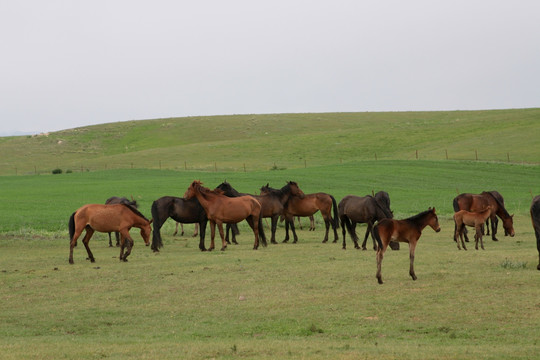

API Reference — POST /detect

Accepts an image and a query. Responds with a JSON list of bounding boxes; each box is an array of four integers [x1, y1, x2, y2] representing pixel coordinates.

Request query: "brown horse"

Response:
[[453, 191, 515, 241], [374, 208, 441, 284], [184, 180, 266, 251], [68, 204, 153, 264], [453, 206, 492, 250], [256, 182, 307, 244], [280, 186, 339, 243]]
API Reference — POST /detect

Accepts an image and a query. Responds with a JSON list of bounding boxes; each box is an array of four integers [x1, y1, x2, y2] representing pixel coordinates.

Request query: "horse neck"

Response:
[[408, 211, 434, 231]]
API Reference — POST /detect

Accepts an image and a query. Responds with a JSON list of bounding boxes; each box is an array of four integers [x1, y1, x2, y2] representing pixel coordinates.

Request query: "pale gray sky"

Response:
[[1, 0, 539, 135]]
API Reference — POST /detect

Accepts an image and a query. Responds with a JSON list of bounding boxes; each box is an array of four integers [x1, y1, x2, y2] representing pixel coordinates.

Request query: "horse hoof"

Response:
[[361, 247, 367, 251], [377, 278, 383, 285], [322, 240, 328, 243]]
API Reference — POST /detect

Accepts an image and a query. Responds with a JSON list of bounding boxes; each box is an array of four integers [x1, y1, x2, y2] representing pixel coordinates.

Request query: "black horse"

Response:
[[105, 196, 138, 247], [150, 196, 208, 252], [338, 191, 394, 250], [531, 195, 540, 271]]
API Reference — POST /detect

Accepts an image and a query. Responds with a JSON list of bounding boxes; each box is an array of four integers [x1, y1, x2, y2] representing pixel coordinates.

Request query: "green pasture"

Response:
[[0, 161, 539, 359], [0, 108, 539, 176]]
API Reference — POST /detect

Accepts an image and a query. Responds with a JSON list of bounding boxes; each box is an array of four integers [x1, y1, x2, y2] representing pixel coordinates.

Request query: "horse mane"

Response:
[[372, 196, 393, 218], [121, 203, 150, 222], [482, 191, 511, 217], [261, 184, 283, 196], [405, 209, 434, 224]]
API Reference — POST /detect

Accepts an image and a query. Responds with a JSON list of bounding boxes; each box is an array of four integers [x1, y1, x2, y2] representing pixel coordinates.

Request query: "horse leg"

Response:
[[361, 224, 371, 250], [463, 226, 470, 242], [217, 222, 227, 251], [193, 223, 199, 237], [408, 241, 418, 281], [69, 225, 86, 264], [490, 215, 498, 241], [245, 216, 260, 250], [81, 228, 96, 263], [376, 244, 388, 284], [198, 221, 207, 251], [108, 232, 113, 247], [120, 233, 134, 262], [209, 222, 216, 251], [476, 225, 485, 250], [283, 218, 290, 243], [225, 224, 231, 245], [289, 219, 299, 243], [115, 231, 120, 247], [270, 216, 278, 244], [340, 217, 347, 249], [322, 217, 330, 243], [310, 215, 315, 231], [459, 225, 467, 250]]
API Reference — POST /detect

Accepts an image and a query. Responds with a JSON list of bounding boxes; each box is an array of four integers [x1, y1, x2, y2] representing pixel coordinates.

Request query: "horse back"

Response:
[[75, 204, 134, 232]]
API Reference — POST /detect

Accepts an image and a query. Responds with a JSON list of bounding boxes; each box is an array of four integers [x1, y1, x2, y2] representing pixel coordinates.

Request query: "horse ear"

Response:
[[149, 219, 153, 224]]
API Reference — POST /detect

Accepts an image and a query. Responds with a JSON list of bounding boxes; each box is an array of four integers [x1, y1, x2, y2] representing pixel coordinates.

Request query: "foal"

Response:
[[453, 206, 492, 250]]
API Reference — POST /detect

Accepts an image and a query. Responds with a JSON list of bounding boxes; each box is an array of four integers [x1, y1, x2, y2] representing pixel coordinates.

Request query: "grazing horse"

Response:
[[150, 196, 208, 252], [184, 180, 266, 251], [453, 191, 515, 241], [374, 208, 441, 284], [68, 204, 152, 264], [453, 206, 492, 250], [338, 192, 393, 250], [279, 185, 339, 243], [531, 195, 540, 271], [105, 196, 138, 247]]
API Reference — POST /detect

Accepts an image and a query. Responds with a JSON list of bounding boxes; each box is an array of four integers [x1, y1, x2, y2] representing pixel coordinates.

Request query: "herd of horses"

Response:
[[68, 180, 539, 283]]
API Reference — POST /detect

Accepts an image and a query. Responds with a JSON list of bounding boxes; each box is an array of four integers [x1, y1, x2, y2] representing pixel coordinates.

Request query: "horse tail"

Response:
[[258, 214, 267, 247], [373, 224, 383, 250], [452, 196, 460, 212], [150, 200, 163, 251], [330, 195, 339, 229], [68, 212, 76, 241]]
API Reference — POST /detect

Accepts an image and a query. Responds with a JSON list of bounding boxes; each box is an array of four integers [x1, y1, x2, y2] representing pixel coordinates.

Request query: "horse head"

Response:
[[185, 180, 203, 199], [140, 218, 153, 246], [502, 214, 515, 237], [287, 181, 305, 198], [428, 207, 441, 233]]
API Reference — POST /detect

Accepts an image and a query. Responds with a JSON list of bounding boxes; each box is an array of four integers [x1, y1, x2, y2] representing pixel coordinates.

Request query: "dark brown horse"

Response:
[[150, 196, 208, 252], [105, 196, 138, 247], [374, 208, 441, 284], [453, 191, 515, 241], [278, 185, 339, 243], [184, 180, 266, 251], [338, 192, 393, 250], [69, 204, 153, 264], [453, 206, 492, 250], [249, 181, 305, 244], [530, 195, 540, 271]]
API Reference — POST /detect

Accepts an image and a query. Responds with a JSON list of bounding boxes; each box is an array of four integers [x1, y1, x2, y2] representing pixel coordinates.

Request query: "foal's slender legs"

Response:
[[408, 241, 418, 281]]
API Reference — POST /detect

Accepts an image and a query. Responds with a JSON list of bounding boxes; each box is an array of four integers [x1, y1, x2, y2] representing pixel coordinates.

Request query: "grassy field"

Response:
[[1, 109, 539, 359], [0, 108, 539, 175]]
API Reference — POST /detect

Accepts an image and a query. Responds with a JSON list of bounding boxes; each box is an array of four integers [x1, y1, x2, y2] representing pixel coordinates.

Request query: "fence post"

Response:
[[243, 163, 246, 172], [475, 150, 478, 161], [445, 149, 448, 160], [184, 161, 187, 170], [416, 150, 418, 159], [507, 152, 510, 162]]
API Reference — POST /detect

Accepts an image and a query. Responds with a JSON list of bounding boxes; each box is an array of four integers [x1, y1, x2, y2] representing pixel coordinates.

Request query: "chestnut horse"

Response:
[[453, 191, 514, 241], [338, 192, 393, 250], [530, 195, 540, 271], [184, 180, 266, 251], [453, 206, 492, 250], [105, 196, 138, 247], [69, 204, 152, 264], [150, 196, 208, 252], [280, 186, 339, 243], [374, 208, 441, 284]]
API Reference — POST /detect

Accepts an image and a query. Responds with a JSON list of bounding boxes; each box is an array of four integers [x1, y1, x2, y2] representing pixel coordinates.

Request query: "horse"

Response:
[[530, 195, 540, 271], [68, 204, 152, 264], [278, 184, 339, 243], [453, 206, 492, 250], [257, 182, 311, 243], [338, 192, 393, 250], [453, 191, 515, 241], [184, 180, 266, 251], [105, 196, 138, 247], [150, 196, 208, 252], [374, 208, 441, 284]]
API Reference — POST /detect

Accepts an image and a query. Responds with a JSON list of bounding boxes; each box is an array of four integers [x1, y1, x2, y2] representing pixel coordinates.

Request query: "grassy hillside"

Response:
[[0, 108, 539, 175]]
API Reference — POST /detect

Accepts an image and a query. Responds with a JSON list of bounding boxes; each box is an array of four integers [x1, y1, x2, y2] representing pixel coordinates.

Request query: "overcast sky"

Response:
[[1, 1, 539, 135]]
